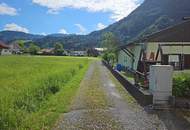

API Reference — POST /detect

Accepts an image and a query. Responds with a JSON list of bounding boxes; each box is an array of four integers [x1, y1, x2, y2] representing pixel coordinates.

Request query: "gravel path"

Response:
[[53, 60, 189, 130]]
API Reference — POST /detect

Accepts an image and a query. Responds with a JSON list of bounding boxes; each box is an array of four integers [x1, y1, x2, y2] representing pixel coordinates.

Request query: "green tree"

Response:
[[17, 40, 25, 49], [29, 43, 40, 55], [102, 52, 116, 66], [54, 42, 64, 55], [101, 32, 119, 65], [101, 32, 118, 52]]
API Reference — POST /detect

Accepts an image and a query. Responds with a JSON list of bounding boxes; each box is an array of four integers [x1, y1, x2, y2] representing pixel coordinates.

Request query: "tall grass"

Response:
[[0, 56, 90, 130]]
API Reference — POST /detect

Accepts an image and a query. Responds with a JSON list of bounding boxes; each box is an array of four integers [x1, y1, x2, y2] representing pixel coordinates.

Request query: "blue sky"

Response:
[[0, 0, 144, 35]]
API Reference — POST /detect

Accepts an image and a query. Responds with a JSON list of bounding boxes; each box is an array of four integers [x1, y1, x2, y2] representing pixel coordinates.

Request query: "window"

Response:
[[169, 55, 179, 62], [168, 55, 180, 70]]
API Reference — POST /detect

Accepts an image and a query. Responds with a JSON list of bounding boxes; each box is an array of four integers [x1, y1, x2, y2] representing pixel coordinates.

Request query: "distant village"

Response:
[[0, 40, 105, 57]]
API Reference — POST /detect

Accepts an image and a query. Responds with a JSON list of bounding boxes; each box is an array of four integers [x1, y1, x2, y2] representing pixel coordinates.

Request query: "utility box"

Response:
[[149, 65, 173, 105]]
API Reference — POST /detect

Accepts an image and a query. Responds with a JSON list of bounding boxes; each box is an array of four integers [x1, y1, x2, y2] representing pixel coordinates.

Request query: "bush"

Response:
[[78, 64, 83, 69], [28, 43, 40, 55], [173, 73, 190, 97], [102, 52, 109, 62], [102, 52, 116, 66]]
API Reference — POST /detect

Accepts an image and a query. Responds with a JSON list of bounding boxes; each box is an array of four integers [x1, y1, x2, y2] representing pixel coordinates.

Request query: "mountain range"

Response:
[[0, 0, 190, 49]]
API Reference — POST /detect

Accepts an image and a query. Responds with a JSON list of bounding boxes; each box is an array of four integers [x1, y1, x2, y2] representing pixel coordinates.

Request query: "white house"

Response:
[[0, 42, 12, 55], [118, 20, 190, 73], [9, 43, 23, 54], [116, 20, 190, 87], [70, 51, 87, 56]]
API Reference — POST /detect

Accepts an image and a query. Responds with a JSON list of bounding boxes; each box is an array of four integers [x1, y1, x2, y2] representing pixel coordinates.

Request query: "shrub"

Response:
[[102, 52, 116, 66], [102, 52, 109, 62], [78, 64, 83, 69], [173, 73, 190, 97]]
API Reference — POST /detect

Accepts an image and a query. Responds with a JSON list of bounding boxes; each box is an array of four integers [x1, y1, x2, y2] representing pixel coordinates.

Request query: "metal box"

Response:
[[149, 65, 173, 105]]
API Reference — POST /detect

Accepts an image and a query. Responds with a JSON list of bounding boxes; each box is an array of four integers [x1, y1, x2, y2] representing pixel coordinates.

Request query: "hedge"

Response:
[[173, 73, 190, 97]]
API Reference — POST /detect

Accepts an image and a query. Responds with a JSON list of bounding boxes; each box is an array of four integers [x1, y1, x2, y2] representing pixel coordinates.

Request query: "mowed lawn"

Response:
[[0, 56, 90, 130]]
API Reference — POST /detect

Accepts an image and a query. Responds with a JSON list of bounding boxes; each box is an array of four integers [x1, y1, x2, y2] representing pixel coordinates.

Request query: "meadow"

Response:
[[0, 56, 90, 130]]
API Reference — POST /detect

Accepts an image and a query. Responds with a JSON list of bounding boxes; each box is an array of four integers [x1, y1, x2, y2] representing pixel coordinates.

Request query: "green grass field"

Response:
[[0, 56, 90, 130]]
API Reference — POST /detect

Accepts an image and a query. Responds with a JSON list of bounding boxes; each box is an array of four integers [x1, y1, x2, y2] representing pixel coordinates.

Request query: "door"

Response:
[[162, 55, 169, 65], [184, 55, 190, 69]]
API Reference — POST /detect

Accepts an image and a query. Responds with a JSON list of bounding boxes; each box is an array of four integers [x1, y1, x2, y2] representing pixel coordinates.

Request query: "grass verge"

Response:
[[107, 68, 137, 106], [21, 63, 89, 129]]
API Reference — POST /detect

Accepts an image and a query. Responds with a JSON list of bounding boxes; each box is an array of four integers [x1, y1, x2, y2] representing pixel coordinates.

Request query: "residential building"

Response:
[[0, 41, 12, 55], [117, 20, 190, 74]]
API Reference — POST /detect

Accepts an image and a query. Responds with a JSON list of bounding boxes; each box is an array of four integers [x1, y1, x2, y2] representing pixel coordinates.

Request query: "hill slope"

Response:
[[0, 0, 190, 49], [0, 31, 43, 42], [89, 0, 190, 45]]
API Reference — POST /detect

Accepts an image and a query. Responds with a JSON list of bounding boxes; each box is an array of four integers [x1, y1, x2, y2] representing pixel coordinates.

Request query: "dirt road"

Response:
[[54, 60, 189, 130]]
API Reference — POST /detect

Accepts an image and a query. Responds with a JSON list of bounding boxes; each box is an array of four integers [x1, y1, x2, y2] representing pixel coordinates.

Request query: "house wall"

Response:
[[118, 50, 133, 68], [118, 45, 141, 70], [161, 42, 190, 54], [118, 42, 190, 71], [131, 45, 142, 70], [146, 43, 160, 61], [145, 42, 190, 70], [0, 49, 12, 55], [70, 51, 87, 56], [147, 42, 190, 53], [146, 42, 190, 61]]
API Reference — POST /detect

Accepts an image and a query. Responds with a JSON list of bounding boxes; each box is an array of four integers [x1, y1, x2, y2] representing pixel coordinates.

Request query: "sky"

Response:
[[0, 0, 144, 35]]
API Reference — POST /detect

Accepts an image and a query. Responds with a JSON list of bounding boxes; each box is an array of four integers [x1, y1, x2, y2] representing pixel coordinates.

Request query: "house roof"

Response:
[[144, 20, 190, 42], [118, 20, 190, 50], [0, 41, 9, 49]]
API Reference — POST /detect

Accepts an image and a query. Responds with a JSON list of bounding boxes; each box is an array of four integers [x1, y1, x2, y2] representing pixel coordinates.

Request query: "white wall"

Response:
[[147, 42, 190, 56], [118, 45, 141, 70], [1, 49, 12, 55]]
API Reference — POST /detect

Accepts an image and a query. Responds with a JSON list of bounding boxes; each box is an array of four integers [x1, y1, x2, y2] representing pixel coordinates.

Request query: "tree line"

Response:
[[15, 31, 119, 58]]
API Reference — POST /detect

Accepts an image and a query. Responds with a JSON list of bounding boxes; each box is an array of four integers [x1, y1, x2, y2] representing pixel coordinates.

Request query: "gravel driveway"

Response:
[[53, 60, 190, 130]]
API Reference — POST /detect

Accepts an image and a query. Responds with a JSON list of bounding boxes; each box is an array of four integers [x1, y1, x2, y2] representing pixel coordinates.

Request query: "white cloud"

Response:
[[40, 32, 47, 35], [3, 23, 29, 33], [32, 0, 140, 21], [59, 28, 68, 34], [97, 23, 107, 30], [75, 24, 86, 34], [0, 3, 17, 16]]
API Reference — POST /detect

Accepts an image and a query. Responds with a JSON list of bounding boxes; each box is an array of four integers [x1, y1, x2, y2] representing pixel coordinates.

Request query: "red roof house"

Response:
[[0, 41, 9, 49]]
